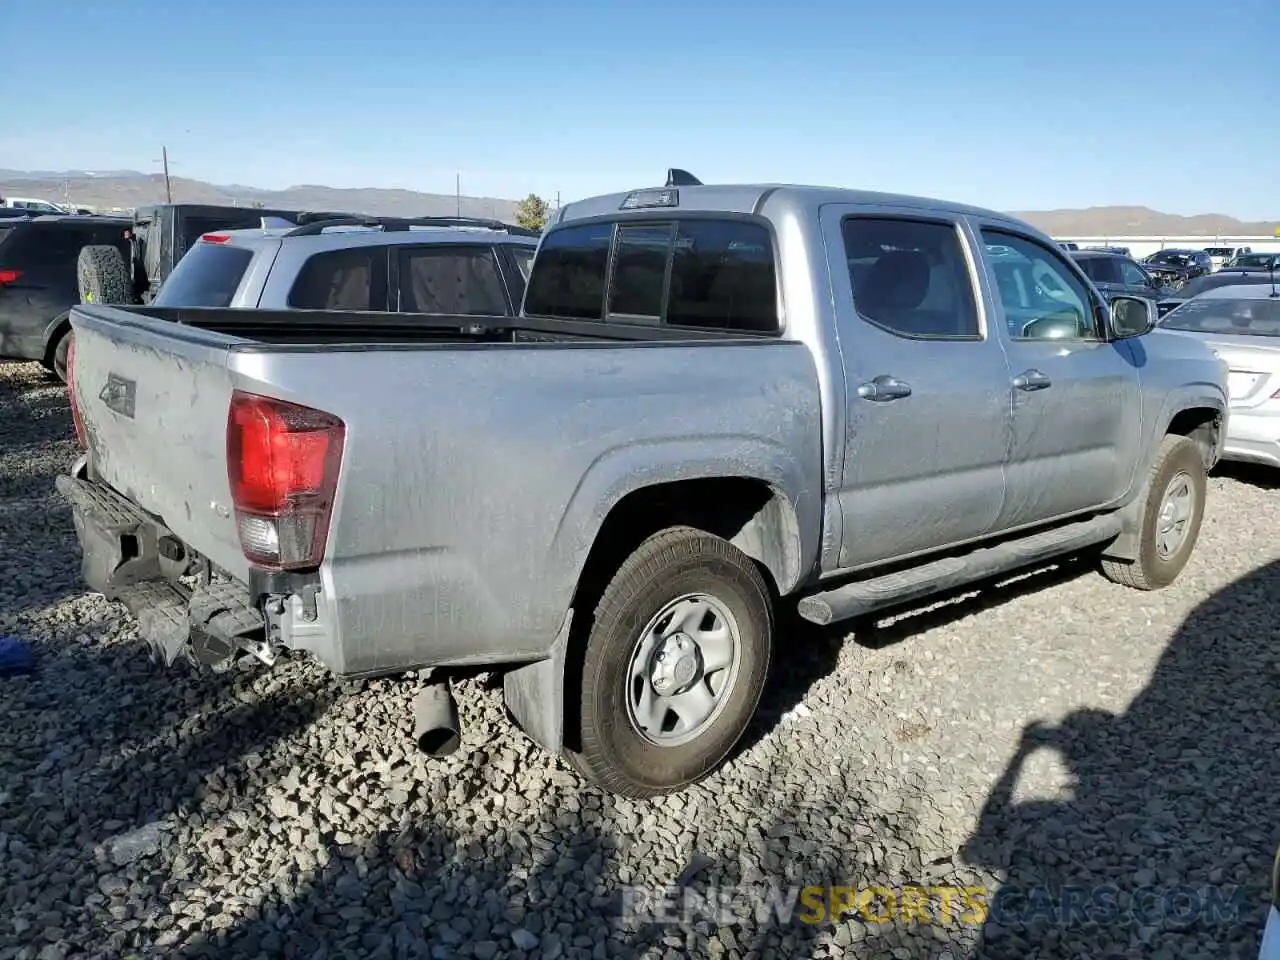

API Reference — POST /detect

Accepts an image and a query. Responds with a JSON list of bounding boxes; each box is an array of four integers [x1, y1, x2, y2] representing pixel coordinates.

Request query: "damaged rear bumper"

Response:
[[55, 461, 266, 667]]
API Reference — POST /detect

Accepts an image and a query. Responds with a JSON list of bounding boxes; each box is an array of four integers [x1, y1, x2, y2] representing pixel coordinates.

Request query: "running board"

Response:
[[797, 514, 1123, 626]]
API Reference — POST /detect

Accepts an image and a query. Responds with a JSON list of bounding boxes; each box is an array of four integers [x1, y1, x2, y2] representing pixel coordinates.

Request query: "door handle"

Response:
[[857, 375, 912, 402], [1012, 369, 1052, 392]]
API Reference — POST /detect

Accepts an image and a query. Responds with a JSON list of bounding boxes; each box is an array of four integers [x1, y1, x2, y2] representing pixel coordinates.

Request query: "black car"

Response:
[[1070, 250, 1177, 313], [1222, 252, 1280, 272], [1142, 248, 1213, 289], [0, 215, 132, 379]]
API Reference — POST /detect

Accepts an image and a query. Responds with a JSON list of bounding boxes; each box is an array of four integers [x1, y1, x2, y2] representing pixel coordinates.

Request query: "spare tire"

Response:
[[77, 244, 130, 304]]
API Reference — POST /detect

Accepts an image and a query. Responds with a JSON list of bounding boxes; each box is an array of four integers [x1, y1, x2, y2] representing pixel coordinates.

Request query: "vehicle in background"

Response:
[[59, 171, 1228, 797], [1069, 250, 1177, 314], [149, 215, 539, 313], [1223, 251, 1280, 271], [0, 215, 132, 379], [1154, 270, 1280, 316], [1084, 245, 1131, 256], [1, 196, 73, 215], [1202, 245, 1251, 271], [73, 203, 360, 309], [1057, 240, 1080, 251], [1143, 249, 1213, 289], [1158, 283, 1280, 468]]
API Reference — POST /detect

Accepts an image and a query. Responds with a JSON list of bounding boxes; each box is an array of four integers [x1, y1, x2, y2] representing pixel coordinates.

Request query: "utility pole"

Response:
[[555, 191, 560, 211], [455, 173, 461, 217], [160, 145, 173, 202]]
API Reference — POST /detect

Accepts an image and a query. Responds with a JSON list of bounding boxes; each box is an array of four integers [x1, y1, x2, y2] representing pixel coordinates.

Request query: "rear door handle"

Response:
[[1012, 369, 1051, 392], [857, 375, 912, 402]]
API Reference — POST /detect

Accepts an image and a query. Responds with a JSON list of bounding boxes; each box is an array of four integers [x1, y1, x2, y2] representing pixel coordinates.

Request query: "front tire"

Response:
[[1101, 434, 1206, 590], [567, 526, 773, 797]]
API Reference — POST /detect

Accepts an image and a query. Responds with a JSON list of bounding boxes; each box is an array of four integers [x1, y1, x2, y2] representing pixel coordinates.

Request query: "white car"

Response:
[[1204, 246, 1252, 272]]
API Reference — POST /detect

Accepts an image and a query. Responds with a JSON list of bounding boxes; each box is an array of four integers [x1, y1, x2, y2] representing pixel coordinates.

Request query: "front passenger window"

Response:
[[981, 231, 1100, 341]]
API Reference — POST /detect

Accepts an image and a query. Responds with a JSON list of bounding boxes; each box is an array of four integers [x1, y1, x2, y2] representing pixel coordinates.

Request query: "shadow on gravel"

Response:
[[1212, 461, 1280, 490], [960, 558, 1280, 959]]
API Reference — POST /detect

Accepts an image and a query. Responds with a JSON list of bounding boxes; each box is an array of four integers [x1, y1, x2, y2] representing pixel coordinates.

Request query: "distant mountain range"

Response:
[[0, 170, 1275, 237], [0, 170, 519, 221]]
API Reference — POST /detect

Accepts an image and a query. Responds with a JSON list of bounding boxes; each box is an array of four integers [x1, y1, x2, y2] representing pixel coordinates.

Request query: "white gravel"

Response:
[[0, 358, 1277, 960]]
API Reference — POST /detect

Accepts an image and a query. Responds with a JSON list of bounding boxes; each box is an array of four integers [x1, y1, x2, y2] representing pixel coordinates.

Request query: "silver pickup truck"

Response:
[[58, 171, 1228, 798]]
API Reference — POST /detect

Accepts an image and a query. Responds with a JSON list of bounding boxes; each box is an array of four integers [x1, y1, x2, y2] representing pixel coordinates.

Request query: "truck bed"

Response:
[[94, 304, 765, 346], [65, 300, 823, 675]]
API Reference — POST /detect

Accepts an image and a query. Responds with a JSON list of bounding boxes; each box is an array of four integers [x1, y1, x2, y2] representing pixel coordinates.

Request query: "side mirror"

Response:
[[1110, 295, 1157, 339]]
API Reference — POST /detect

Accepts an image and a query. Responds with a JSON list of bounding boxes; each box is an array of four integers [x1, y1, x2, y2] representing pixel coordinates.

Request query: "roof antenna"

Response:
[[666, 168, 702, 187]]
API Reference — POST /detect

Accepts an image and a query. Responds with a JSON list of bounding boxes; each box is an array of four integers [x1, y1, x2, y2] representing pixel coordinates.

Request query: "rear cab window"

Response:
[[152, 240, 255, 307], [523, 217, 780, 333], [1074, 256, 1121, 285]]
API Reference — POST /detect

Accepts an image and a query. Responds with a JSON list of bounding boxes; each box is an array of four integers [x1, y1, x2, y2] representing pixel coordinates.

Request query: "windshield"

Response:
[[1203, 248, 1234, 257], [1147, 251, 1191, 266], [1160, 296, 1280, 336]]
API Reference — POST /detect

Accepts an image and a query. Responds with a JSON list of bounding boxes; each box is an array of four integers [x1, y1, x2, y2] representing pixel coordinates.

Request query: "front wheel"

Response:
[[50, 330, 71, 383], [567, 526, 774, 797], [1101, 434, 1206, 590]]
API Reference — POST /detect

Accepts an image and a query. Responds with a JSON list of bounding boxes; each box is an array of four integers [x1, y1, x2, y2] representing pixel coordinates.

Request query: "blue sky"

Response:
[[4, 0, 1275, 217]]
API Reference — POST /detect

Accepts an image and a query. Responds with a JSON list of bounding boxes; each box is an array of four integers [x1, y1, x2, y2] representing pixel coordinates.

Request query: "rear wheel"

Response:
[[1101, 434, 1206, 590], [50, 329, 71, 383], [77, 244, 131, 305], [567, 526, 773, 797]]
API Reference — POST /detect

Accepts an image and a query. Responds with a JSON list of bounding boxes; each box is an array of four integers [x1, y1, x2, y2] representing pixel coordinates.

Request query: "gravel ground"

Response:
[[0, 357, 1277, 960]]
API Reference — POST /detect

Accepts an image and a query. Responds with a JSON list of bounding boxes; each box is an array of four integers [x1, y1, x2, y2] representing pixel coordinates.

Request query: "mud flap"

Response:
[[503, 610, 572, 755]]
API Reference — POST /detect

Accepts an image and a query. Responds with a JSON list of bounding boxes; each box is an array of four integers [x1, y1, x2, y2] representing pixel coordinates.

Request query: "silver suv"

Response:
[[152, 215, 540, 316]]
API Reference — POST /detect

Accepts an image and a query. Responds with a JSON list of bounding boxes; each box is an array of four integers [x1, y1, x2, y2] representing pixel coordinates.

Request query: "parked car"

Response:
[[1069, 250, 1176, 313], [0, 214, 132, 379], [1202, 245, 1251, 271], [1157, 284, 1280, 467], [1143, 249, 1214, 289], [1224, 252, 1280, 271], [139, 215, 538, 314], [1057, 240, 1079, 251], [1154, 270, 1280, 316], [1084, 245, 1131, 256], [57, 171, 1227, 797]]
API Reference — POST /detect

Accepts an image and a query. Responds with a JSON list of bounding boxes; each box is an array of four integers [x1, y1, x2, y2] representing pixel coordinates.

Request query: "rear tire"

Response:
[[77, 244, 130, 305], [566, 526, 773, 798], [1101, 434, 1206, 590], [50, 329, 71, 383]]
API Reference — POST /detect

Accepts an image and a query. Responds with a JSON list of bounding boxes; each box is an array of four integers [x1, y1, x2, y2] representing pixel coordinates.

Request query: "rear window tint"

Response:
[[523, 222, 612, 319], [397, 246, 509, 315], [288, 248, 382, 310], [666, 220, 778, 332], [153, 242, 253, 307], [1075, 256, 1120, 284]]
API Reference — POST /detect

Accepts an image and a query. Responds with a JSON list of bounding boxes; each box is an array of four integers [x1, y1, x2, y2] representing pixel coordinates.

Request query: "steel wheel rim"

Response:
[[1155, 471, 1194, 559], [625, 592, 743, 748]]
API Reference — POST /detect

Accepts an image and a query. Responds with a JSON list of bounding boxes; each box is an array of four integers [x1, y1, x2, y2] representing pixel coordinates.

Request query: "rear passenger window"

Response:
[[608, 224, 672, 319], [524, 222, 612, 319], [1075, 257, 1120, 285], [153, 243, 253, 307], [666, 220, 778, 333], [288, 248, 382, 310], [398, 246, 509, 315], [842, 218, 980, 339]]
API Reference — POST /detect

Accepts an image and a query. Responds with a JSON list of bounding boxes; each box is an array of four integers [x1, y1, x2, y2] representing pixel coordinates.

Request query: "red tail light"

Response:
[[0, 269, 21, 285], [66, 334, 87, 448], [201, 233, 231, 244], [226, 391, 345, 570]]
